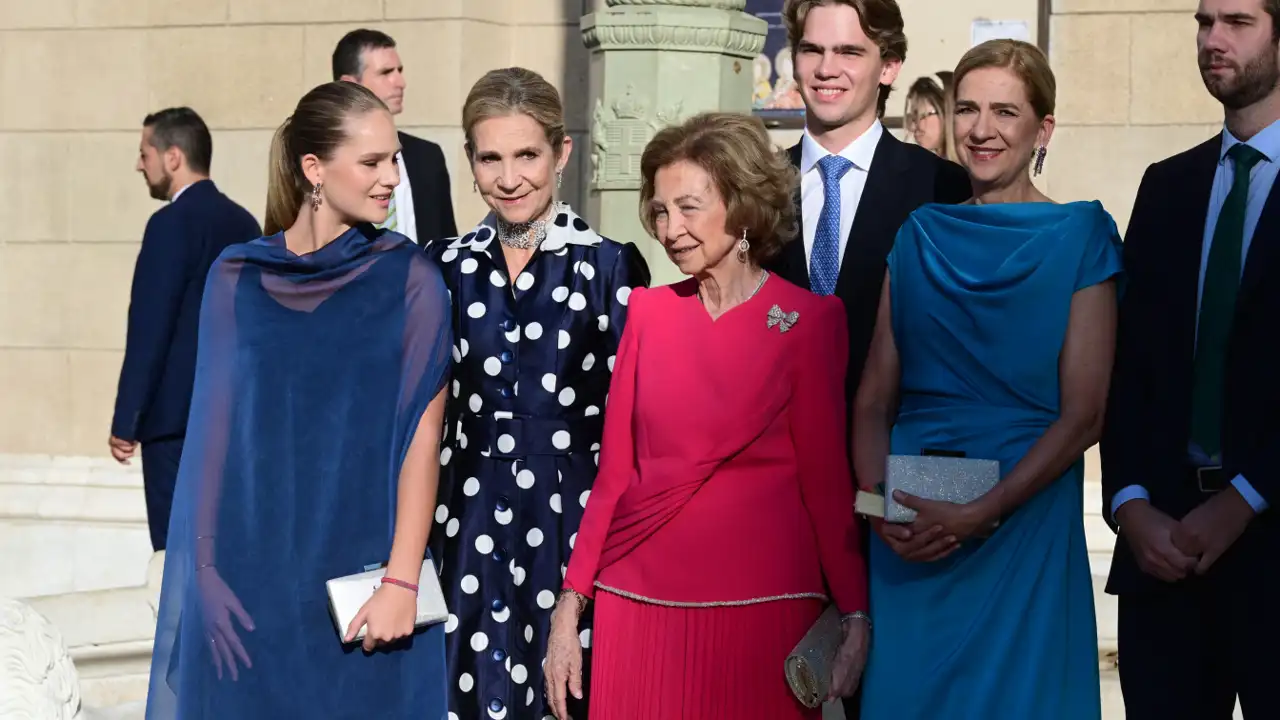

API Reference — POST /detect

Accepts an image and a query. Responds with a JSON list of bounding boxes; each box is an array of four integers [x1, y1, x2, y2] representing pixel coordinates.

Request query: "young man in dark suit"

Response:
[[767, 2, 971, 716], [110, 107, 261, 551], [771, 0, 970, 413], [1102, 1, 1280, 717], [334, 29, 457, 245]]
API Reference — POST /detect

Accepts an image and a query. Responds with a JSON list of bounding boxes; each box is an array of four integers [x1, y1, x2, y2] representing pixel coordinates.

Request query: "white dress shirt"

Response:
[[394, 150, 419, 244], [799, 120, 883, 270]]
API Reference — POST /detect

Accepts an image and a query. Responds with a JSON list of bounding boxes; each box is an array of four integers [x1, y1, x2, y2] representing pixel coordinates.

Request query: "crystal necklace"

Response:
[[697, 270, 769, 310], [497, 201, 567, 250]]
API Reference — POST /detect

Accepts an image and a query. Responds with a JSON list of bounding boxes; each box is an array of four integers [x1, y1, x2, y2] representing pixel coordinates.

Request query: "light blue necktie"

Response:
[[810, 155, 854, 296]]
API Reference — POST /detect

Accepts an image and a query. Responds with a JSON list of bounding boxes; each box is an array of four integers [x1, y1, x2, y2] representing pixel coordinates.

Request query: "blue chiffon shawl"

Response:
[[145, 224, 452, 718]]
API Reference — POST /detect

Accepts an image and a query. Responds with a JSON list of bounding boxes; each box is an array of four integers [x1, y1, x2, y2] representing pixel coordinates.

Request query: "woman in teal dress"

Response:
[[853, 40, 1122, 720]]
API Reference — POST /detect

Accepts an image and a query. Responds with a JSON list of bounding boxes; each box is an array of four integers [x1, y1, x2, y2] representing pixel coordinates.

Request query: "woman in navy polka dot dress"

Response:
[[425, 68, 650, 720]]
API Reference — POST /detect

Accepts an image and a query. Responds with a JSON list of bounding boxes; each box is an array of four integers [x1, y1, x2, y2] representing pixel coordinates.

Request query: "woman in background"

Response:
[[425, 67, 650, 720], [145, 81, 452, 718], [544, 112, 869, 720], [855, 40, 1119, 719], [903, 73, 958, 161]]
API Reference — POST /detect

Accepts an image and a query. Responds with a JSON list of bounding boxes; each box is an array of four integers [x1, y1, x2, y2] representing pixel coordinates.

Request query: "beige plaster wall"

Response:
[[0, 0, 592, 457], [0, 0, 1229, 458], [1043, 0, 1220, 229]]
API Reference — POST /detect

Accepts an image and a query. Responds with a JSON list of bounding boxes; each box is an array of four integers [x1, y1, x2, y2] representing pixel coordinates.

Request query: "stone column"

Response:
[[582, 0, 767, 285]]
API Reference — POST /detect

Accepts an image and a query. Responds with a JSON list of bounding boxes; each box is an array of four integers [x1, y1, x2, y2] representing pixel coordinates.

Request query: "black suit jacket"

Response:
[[111, 179, 261, 443], [399, 131, 457, 245], [766, 131, 971, 412], [1102, 136, 1280, 595]]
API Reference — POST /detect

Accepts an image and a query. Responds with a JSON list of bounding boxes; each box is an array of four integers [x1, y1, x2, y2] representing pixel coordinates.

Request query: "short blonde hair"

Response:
[[639, 112, 798, 265], [462, 67, 567, 158], [954, 39, 1055, 118]]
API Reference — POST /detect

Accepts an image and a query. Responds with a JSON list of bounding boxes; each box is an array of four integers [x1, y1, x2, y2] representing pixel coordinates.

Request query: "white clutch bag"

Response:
[[855, 454, 1000, 523], [325, 559, 449, 643]]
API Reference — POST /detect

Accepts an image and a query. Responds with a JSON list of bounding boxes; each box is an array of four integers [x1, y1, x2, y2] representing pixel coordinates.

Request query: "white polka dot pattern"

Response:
[[424, 212, 648, 717]]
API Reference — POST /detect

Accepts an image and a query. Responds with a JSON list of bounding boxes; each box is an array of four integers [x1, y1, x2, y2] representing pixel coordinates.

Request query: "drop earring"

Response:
[[310, 183, 323, 211], [736, 228, 750, 263], [556, 169, 563, 189], [472, 180, 478, 193], [1033, 146, 1047, 176]]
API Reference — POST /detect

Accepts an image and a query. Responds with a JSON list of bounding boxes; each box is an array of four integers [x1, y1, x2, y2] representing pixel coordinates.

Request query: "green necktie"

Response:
[[1189, 142, 1266, 458], [379, 192, 398, 233]]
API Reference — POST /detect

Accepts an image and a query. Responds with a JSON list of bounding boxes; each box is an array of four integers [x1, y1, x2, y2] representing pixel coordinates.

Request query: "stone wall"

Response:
[[0, 0, 596, 458], [0, 0, 1224, 459], [1044, 0, 1218, 230]]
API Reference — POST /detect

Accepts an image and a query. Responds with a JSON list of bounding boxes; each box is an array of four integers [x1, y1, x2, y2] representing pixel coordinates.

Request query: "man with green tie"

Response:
[[1102, 1, 1280, 717]]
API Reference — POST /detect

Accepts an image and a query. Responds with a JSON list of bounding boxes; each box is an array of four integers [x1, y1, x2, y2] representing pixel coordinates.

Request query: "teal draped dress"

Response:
[[860, 201, 1123, 720]]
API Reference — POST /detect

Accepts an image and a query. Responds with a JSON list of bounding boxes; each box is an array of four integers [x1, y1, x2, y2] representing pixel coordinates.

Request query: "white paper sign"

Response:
[[971, 19, 1031, 47]]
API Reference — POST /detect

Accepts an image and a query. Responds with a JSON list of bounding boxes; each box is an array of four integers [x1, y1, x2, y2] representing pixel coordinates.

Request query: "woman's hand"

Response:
[[544, 594, 585, 719], [345, 582, 417, 652], [871, 516, 958, 563], [197, 566, 255, 681], [895, 490, 997, 544], [827, 617, 870, 701]]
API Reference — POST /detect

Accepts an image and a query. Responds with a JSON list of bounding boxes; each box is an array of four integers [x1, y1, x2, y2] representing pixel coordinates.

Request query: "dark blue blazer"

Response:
[[111, 179, 261, 443]]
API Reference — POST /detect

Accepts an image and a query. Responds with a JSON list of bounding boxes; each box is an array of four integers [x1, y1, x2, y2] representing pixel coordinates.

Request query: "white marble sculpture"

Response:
[[0, 596, 85, 720]]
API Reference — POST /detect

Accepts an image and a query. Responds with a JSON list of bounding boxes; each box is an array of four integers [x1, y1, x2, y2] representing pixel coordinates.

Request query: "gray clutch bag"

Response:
[[884, 454, 1000, 523], [784, 605, 841, 709]]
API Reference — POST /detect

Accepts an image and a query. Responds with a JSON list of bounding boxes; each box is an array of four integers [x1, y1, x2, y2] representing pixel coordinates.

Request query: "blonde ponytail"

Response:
[[263, 81, 389, 235], [265, 117, 303, 235]]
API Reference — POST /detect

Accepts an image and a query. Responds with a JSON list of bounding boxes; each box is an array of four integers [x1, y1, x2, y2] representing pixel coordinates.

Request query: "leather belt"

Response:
[[458, 414, 604, 458]]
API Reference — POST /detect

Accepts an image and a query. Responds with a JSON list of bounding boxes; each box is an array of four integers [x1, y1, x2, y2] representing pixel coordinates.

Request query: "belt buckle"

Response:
[[1196, 465, 1224, 493]]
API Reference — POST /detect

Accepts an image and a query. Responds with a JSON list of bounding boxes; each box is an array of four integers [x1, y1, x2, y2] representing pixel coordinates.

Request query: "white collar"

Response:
[[169, 182, 194, 203], [447, 204, 602, 253], [799, 119, 883, 176]]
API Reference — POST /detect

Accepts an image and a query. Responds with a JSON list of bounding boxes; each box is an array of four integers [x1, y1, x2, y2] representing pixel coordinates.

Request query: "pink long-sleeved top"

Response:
[[563, 276, 867, 614]]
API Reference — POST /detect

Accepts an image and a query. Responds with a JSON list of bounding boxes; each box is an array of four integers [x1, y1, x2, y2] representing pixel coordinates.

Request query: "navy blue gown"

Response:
[[146, 225, 453, 719], [425, 206, 650, 719]]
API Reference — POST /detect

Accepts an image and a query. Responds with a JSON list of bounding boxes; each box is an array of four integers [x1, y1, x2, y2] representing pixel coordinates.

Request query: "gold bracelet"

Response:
[[558, 588, 589, 616]]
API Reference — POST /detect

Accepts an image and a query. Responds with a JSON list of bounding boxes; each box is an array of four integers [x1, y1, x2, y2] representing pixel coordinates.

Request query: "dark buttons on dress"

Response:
[[499, 319, 514, 332], [492, 550, 506, 563], [489, 699, 504, 713], [496, 496, 510, 512], [500, 386, 514, 399], [492, 648, 507, 662], [500, 350, 513, 364], [491, 599, 506, 612]]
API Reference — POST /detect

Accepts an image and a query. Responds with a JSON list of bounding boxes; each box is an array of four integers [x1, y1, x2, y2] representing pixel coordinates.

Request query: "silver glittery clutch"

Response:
[[884, 454, 1000, 523], [784, 605, 841, 708]]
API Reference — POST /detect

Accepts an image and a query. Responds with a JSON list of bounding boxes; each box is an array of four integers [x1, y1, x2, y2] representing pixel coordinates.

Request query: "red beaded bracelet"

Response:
[[381, 577, 419, 594]]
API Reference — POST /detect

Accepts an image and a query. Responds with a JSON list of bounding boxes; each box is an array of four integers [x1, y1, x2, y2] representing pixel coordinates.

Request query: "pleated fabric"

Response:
[[589, 591, 824, 719]]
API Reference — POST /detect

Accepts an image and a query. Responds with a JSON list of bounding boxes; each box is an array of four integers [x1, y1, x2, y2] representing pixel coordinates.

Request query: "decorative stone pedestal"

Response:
[[0, 596, 85, 719], [582, 0, 767, 285], [0, 454, 156, 717]]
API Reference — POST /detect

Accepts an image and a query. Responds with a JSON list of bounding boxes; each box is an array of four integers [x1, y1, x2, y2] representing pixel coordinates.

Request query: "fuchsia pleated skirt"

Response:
[[589, 590, 825, 719]]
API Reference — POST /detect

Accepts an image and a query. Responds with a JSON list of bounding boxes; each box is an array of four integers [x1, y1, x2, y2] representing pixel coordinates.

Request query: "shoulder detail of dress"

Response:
[[906, 199, 1116, 231], [630, 280, 687, 310]]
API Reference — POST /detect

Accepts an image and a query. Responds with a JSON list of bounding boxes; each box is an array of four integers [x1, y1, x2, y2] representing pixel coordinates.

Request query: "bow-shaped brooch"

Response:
[[767, 304, 799, 333]]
